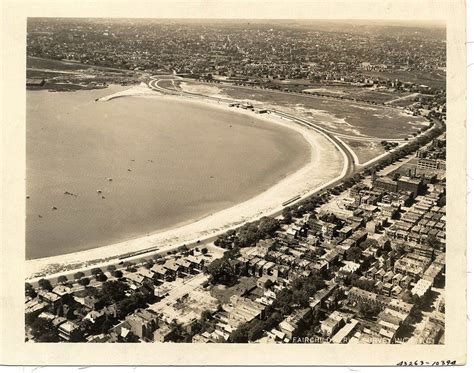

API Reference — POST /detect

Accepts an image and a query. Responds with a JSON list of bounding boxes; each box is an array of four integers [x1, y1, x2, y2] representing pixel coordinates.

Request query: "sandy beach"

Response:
[[25, 84, 345, 279]]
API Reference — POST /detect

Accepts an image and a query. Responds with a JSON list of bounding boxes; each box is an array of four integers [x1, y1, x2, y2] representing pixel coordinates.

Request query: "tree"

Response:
[[100, 280, 129, 304], [248, 320, 265, 341], [229, 323, 251, 343], [204, 258, 237, 286], [282, 207, 293, 224], [106, 265, 117, 273], [352, 278, 376, 292], [346, 247, 362, 262], [357, 302, 380, 318], [38, 278, 53, 292], [117, 292, 147, 318], [29, 318, 59, 342], [401, 291, 415, 304], [57, 275, 68, 284], [113, 270, 123, 278], [200, 310, 213, 322], [144, 260, 154, 269], [201, 247, 209, 255], [84, 286, 99, 297], [91, 268, 103, 276], [73, 271, 85, 280], [96, 273, 108, 282], [78, 277, 90, 286], [25, 282, 36, 297], [427, 234, 442, 251], [257, 216, 280, 237], [263, 279, 274, 289], [101, 318, 114, 334]]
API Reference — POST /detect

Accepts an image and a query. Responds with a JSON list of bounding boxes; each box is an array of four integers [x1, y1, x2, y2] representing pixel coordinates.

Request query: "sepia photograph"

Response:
[[0, 0, 468, 366]]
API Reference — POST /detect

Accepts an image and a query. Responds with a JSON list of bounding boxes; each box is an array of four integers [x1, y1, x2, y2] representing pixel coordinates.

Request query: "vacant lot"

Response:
[[210, 277, 257, 304]]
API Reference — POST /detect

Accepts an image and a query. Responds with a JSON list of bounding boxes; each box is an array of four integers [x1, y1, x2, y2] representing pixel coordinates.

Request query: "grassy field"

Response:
[[156, 79, 178, 91], [303, 85, 416, 105], [361, 70, 446, 90], [216, 84, 427, 138], [342, 138, 387, 164]]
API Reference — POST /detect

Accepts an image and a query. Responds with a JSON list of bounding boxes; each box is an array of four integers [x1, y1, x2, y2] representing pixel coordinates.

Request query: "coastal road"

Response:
[[147, 77, 360, 219], [26, 79, 437, 284], [27, 78, 354, 285]]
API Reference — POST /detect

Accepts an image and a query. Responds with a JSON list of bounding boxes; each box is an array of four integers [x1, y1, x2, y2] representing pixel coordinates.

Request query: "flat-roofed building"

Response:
[[331, 319, 359, 344], [321, 311, 345, 337], [58, 320, 81, 342], [373, 177, 398, 193]]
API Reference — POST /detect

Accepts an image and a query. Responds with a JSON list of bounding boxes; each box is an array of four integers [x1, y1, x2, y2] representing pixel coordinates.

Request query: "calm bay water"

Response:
[[26, 86, 310, 259]]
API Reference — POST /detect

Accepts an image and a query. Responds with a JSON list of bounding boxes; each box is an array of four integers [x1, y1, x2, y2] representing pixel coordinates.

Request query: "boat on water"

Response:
[[108, 178, 113, 181], [97, 189, 102, 194], [52, 206, 57, 210], [26, 195, 30, 199]]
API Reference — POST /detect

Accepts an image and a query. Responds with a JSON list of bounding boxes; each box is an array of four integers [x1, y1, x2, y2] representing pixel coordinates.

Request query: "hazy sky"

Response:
[[20, 0, 448, 23]]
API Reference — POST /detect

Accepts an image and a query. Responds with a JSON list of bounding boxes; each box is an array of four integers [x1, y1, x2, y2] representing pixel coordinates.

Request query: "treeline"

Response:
[[214, 216, 280, 249]]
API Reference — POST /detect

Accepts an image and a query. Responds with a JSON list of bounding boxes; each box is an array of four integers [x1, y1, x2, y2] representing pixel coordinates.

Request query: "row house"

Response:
[[347, 287, 413, 315], [136, 267, 157, 281], [51, 285, 73, 304], [226, 296, 266, 328], [36, 289, 62, 309], [122, 272, 147, 289], [309, 284, 337, 311], [376, 307, 411, 343], [394, 253, 431, 280], [278, 307, 312, 340], [150, 263, 174, 281], [320, 311, 348, 338]]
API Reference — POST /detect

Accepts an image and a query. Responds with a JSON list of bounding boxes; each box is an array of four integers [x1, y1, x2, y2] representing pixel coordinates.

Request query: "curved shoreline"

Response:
[[25, 86, 345, 279]]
